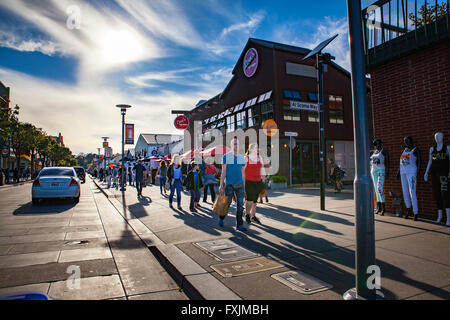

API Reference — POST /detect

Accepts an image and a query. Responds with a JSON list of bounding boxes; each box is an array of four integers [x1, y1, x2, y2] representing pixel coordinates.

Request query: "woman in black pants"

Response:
[[203, 162, 218, 203]]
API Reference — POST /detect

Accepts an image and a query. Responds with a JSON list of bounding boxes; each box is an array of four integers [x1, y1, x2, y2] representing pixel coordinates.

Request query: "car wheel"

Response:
[[32, 198, 39, 205]]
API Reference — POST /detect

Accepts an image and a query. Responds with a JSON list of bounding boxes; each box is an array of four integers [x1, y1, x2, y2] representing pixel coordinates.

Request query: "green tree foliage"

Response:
[[409, 2, 449, 27]]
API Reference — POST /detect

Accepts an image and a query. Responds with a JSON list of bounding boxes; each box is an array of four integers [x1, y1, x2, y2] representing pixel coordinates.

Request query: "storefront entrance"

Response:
[[292, 141, 320, 185]]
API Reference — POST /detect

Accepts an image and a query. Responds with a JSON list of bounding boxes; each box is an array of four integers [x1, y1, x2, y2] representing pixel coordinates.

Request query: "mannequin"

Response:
[[424, 132, 450, 226], [396, 136, 421, 221], [370, 139, 389, 215]]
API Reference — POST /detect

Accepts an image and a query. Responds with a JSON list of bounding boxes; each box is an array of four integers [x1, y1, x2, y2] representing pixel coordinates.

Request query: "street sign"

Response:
[[290, 101, 319, 112], [285, 132, 298, 137], [125, 124, 134, 145], [1, 146, 9, 158], [262, 119, 278, 137], [105, 147, 113, 158], [174, 115, 189, 130]]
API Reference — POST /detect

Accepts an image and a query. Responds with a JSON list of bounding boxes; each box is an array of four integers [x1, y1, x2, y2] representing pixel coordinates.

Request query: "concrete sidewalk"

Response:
[[93, 177, 450, 300]]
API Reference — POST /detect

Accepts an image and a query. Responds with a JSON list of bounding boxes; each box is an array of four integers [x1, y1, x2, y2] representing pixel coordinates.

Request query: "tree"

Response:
[[409, 2, 449, 27]]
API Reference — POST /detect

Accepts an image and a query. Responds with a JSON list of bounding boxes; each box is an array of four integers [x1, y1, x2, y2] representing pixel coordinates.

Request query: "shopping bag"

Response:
[[212, 194, 229, 217]]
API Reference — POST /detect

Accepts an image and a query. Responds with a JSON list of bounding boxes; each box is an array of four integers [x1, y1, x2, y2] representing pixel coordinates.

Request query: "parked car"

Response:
[[32, 167, 80, 205], [74, 167, 86, 183]]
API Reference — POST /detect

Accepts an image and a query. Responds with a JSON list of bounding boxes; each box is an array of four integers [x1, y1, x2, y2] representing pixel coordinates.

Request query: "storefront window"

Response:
[[308, 92, 318, 102], [226, 115, 235, 133], [329, 95, 344, 124], [260, 101, 274, 125], [236, 111, 247, 130], [283, 90, 302, 100]]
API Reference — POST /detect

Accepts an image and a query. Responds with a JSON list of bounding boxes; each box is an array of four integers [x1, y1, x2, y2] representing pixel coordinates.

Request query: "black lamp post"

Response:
[[116, 104, 131, 191]]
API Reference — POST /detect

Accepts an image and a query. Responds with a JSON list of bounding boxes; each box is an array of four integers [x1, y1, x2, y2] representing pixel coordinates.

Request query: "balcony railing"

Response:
[[362, 0, 449, 69]]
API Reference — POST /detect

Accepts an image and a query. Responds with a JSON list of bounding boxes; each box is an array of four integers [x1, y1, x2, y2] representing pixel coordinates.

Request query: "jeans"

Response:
[[190, 189, 200, 210], [136, 179, 144, 195], [160, 176, 167, 193], [203, 184, 216, 203], [169, 179, 182, 206], [219, 183, 244, 227]]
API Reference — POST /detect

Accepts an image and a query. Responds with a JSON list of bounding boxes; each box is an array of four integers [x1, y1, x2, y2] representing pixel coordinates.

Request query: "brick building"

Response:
[[183, 38, 355, 185], [363, 0, 450, 220]]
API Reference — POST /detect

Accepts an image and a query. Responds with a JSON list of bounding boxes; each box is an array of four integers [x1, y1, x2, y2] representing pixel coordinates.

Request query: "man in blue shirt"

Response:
[[219, 138, 247, 231]]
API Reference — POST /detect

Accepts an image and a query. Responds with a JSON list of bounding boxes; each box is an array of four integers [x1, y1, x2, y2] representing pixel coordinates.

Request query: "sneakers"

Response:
[[251, 216, 261, 224], [245, 215, 251, 224], [237, 225, 247, 232], [190, 208, 198, 213]]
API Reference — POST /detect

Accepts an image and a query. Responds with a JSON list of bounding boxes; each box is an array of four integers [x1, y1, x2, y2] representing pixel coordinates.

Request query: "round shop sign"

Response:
[[262, 119, 278, 137], [243, 48, 259, 78], [174, 115, 189, 130]]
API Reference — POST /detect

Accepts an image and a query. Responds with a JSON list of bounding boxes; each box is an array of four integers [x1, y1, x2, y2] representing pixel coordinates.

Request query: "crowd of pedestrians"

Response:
[[93, 138, 271, 232]]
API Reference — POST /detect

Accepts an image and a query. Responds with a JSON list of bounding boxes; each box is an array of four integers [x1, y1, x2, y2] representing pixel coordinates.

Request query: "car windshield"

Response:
[[39, 168, 75, 177]]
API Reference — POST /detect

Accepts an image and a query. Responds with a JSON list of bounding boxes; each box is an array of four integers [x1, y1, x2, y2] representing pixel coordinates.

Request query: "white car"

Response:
[[32, 167, 81, 205]]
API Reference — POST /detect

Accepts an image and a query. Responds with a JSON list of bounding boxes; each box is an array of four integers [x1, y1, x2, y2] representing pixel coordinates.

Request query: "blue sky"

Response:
[[0, 0, 352, 154]]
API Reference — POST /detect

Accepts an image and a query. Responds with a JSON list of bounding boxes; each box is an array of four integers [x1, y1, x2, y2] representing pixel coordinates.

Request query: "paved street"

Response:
[[1, 176, 449, 300], [0, 178, 187, 300], [92, 177, 450, 300]]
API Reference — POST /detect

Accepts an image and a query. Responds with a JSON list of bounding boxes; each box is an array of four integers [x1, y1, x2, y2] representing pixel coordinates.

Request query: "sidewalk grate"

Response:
[[271, 270, 333, 295], [194, 238, 259, 261], [211, 257, 283, 278]]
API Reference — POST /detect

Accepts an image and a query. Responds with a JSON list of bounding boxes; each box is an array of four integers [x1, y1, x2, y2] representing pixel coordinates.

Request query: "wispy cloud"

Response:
[[126, 68, 202, 88], [273, 16, 351, 71], [0, 30, 62, 56], [220, 12, 265, 38]]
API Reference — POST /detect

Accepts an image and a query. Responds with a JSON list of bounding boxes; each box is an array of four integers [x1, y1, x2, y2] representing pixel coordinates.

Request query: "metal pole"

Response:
[[289, 136, 292, 186], [121, 111, 126, 191], [344, 0, 377, 300], [317, 55, 325, 211]]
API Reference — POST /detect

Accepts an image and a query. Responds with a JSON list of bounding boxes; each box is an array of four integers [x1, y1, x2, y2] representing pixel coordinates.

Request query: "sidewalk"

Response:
[[93, 177, 450, 300], [0, 180, 32, 190]]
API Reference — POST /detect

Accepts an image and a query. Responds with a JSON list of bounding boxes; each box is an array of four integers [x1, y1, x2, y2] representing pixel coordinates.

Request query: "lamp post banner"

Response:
[[125, 124, 134, 145]]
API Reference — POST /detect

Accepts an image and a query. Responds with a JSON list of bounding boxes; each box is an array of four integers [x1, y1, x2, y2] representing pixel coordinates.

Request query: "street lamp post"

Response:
[[343, 0, 378, 300], [102, 137, 109, 181], [116, 104, 131, 192]]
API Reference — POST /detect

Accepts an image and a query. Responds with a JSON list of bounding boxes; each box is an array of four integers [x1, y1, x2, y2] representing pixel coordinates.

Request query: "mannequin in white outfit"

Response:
[[396, 136, 421, 221], [424, 132, 450, 226]]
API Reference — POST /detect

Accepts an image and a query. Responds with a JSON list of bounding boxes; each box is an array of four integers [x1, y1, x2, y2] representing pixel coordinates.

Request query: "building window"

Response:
[[283, 104, 301, 121], [236, 111, 247, 130], [283, 90, 302, 100], [216, 119, 226, 134], [308, 111, 319, 123], [260, 101, 274, 125], [248, 105, 259, 128], [329, 95, 344, 124], [226, 115, 235, 133]]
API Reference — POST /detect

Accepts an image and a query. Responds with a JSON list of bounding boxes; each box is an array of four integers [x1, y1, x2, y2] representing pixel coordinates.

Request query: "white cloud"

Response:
[[220, 12, 265, 38], [126, 68, 202, 88], [0, 31, 62, 56], [273, 16, 351, 71]]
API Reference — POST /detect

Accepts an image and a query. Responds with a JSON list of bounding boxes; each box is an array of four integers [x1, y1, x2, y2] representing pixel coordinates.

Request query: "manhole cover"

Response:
[[271, 270, 333, 294], [194, 239, 237, 252], [209, 246, 258, 261], [211, 257, 283, 278]]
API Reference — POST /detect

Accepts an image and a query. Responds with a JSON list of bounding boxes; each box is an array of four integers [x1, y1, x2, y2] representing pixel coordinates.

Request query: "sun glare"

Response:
[[98, 30, 143, 66]]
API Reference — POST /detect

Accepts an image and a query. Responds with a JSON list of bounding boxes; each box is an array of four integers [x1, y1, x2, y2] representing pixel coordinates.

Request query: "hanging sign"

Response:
[[262, 119, 278, 137], [290, 101, 319, 112], [103, 141, 109, 148], [174, 115, 189, 130], [125, 124, 134, 144], [1, 146, 9, 158], [105, 147, 113, 158], [243, 48, 259, 78]]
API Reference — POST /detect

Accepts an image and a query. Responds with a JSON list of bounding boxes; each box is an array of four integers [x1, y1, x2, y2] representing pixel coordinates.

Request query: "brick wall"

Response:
[[370, 39, 450, 220]]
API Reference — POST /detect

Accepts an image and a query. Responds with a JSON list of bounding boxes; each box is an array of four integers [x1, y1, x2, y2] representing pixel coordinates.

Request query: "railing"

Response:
[[361, 0, 449, 67]]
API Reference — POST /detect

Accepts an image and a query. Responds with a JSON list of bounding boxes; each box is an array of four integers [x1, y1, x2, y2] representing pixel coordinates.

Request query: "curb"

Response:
[[92, 178, 241, 300], [149, 244, 241, 301], [0, 180, 33, 190]]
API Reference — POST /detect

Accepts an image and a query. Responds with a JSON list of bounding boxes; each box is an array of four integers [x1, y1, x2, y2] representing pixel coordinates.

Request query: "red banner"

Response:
[[125, 124, 134, 144]]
